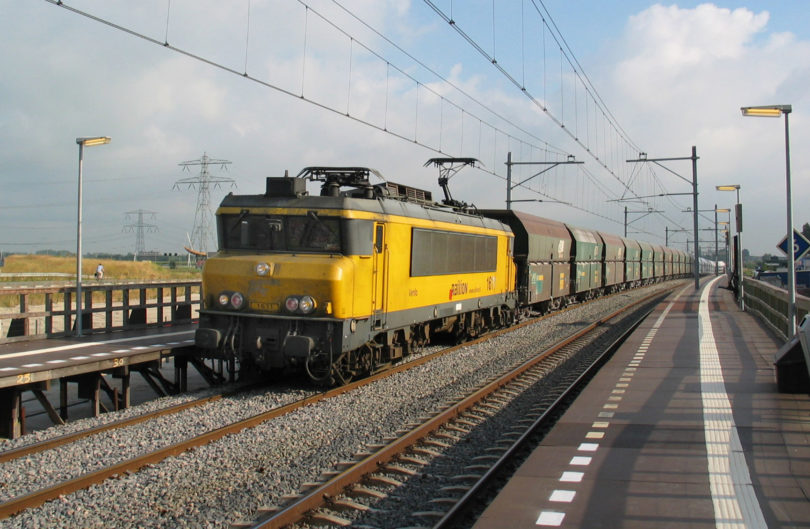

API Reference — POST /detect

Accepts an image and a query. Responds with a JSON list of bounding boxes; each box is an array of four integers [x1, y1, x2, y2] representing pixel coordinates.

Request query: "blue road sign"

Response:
[[777, 229, 810, 261]]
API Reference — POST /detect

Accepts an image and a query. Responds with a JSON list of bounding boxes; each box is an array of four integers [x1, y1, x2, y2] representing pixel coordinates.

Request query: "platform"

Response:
[[473, 276, 810, 528], [0, 325, 195, 388], [0, 325, 228, 438]]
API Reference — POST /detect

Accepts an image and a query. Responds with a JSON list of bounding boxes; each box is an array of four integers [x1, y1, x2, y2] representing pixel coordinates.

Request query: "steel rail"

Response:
[[247, 284, 679, 528], [0, 388, 247, 464]]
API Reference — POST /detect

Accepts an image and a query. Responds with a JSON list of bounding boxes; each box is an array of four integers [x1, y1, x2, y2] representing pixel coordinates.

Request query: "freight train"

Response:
[[194, 161, 707, 385]]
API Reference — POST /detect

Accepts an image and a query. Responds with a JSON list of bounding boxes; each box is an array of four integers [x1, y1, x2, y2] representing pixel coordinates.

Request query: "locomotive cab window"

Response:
[[219, 212, 341, 253], [375, 224, 384, 254]]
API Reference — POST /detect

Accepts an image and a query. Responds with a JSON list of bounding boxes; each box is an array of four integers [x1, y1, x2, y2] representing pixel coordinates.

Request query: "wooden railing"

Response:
[[0, 281, 201, 344], [743, 277, 810, 340]]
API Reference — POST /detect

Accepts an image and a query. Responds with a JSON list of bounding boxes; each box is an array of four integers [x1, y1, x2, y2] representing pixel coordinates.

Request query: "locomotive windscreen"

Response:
[[218, 212, 341, 253]]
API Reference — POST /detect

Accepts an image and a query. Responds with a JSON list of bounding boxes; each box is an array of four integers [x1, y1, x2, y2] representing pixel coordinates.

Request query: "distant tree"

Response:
[[36, 249, 71, 257], [802, 223, 810, 240]]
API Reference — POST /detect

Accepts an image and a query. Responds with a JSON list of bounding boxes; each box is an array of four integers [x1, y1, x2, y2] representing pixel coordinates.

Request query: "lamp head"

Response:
[[76, 137, 111, 147], [740, 105, 791, 117]]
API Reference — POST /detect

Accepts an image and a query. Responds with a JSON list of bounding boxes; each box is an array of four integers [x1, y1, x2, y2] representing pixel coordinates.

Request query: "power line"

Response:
[[328, 0, 567, 158], [421, 0, 647, 205], [531, 0, 640, 152], [41, 1, 692, 232], [41, 0, 581, 212]]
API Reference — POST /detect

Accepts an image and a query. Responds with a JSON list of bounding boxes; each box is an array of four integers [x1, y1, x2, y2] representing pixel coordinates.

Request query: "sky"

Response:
[[1, 0, 808, 258]]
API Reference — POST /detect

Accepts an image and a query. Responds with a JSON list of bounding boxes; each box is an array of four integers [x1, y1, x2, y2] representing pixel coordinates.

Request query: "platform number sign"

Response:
[[777, 229, 810, 261]]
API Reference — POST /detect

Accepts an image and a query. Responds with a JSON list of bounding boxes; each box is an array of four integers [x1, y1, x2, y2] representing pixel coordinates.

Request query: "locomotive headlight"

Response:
[[218, 293, 230, 307], [284, 295, 317, 314], [298, 295, 316, 314], [285, 296, 299, 312], [255, 262, 271, 276], [230, 292, 245, 310]]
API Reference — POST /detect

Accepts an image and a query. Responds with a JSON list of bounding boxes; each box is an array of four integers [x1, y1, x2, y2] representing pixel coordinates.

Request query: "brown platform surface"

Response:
[[473, 276, 810, 528], [0, 325, 196, 389]]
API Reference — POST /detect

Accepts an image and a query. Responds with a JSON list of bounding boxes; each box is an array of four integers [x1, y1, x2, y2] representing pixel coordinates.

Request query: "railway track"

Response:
[[234, 285, 674, 528], [0, 281, 681, 526], [0, 312, 552, 520], [0, 389, 243, 465]]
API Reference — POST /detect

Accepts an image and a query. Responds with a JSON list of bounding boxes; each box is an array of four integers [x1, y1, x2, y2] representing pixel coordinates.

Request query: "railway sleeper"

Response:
[[430, 497, 460, 506], [414, 511, 447, 521], [365, 474, 403, 487], [471, 454, 501, 462], [308, 511, 352, 527], [350, 485, 388, 500], [382, 463, 419, 476], [443, 424, 470, 434], [412, 446, 443, 458], [422, 438, 452, 449], [434, 431, 462, 441], [451, 473, 484, 482], [328, 498, 370, 512], [438, 485, 471, 494], [398, 454, 429, 466]]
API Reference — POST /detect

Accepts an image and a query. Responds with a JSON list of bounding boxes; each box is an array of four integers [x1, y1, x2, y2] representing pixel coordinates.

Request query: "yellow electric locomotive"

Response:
[[195, 167, 517, 384]]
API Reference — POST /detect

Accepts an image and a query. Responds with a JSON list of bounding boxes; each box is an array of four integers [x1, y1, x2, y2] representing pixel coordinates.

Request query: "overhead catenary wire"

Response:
[[35, 0, 699, 239], [42, 0, 582, 208], [424, 0, 703, 239], [421, 0, 652, 211]]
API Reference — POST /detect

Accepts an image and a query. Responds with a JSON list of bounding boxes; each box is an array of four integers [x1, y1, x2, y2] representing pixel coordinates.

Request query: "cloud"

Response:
[[616, 5, 771, 107], [2, 1, 808, 257], [604, 3, 810, 254]]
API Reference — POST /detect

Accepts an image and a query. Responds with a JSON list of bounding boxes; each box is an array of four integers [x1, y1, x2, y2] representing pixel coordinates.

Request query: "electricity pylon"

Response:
[[123, 209, 158, 260], [173, 153, 235, 263]]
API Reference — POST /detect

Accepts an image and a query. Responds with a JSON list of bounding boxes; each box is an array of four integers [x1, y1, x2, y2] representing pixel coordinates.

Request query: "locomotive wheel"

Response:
[[329, 352, 354, 386], [305, 350, 333, 385]]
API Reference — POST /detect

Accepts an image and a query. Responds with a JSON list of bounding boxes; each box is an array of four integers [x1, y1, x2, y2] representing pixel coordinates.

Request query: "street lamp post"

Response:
[[714, 204, 718, 275], [716, 185, 742, 310], [715, 208, 730, 274], [741, 104, 795, 336], [76, 136, 111, 337]]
